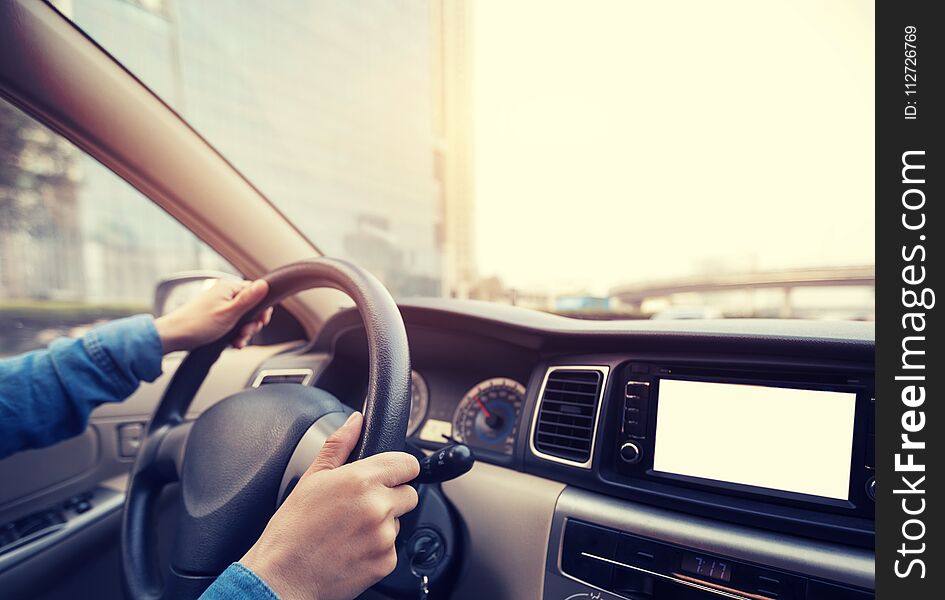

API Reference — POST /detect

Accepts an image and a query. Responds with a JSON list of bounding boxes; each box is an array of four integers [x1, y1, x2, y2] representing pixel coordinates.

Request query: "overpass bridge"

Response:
[[610, 265, 875, 317]]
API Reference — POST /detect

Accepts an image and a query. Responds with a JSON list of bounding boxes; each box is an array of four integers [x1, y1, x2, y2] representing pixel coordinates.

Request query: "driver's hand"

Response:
[[240, 412, 420, 600], [154, 279, 273, 353]]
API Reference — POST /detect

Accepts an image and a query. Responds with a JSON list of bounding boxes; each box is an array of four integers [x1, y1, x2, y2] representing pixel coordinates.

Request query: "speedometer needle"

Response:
[[475, 396, 492, 418]]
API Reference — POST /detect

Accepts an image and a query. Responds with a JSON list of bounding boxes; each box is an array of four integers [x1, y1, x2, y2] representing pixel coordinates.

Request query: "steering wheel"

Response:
[[121, 258, 411, 599]]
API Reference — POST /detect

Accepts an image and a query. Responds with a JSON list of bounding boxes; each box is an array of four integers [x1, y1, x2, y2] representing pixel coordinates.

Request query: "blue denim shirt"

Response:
[[0, 315, 278, 599]]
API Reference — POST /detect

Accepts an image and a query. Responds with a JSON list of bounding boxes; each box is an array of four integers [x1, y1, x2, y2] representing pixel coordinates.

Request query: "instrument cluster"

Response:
[[408, 372, 526, 459]]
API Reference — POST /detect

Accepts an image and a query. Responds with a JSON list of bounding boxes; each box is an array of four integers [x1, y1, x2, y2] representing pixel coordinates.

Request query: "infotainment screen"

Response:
[[652, 379, 857, 500]]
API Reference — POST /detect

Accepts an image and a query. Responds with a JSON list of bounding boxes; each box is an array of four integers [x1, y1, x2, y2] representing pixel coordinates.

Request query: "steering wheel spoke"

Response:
[[151, 422, 191, 484], [127, 421, 190, 489]]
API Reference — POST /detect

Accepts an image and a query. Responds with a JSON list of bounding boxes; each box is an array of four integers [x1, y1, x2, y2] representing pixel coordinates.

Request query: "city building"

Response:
[[1, 0, 475, 304], [432, 0, 477, 298]]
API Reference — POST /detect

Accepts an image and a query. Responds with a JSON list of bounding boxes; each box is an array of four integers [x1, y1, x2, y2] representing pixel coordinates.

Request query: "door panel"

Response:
[[0, 432, 99, 507], [0, 343, 298, 600], [0, 499, 125, 600]]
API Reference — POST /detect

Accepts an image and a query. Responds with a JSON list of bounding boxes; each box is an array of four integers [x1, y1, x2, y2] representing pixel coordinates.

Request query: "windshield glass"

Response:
[[57, 0, 874, 320]]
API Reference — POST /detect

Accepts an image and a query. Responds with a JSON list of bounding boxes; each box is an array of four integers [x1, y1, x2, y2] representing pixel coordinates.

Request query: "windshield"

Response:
[[57, 0, 874, 321]]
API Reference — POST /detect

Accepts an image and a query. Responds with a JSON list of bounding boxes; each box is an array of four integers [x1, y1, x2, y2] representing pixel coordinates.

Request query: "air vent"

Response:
[[251, 369, 314, 388], [531, 366, 608, 467]]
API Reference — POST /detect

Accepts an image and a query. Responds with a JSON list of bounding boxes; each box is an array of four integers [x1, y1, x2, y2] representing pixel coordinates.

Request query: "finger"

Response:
[[387, 484, 419, 518], [234, 324, 251, 346], [234, 321, 263, 344], [229, 279, 269, 313], [362, 452, 421, 488], [262, 307, 273, 326], [307, 412, 363, 475], [233, 323, 260, 348], [393, 517, 401, 537], [250, 310, 266, 328]]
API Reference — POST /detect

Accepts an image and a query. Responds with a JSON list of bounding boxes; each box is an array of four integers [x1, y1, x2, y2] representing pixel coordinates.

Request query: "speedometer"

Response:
[[452, 378, 526, 456], [408, 370, 429, 437]]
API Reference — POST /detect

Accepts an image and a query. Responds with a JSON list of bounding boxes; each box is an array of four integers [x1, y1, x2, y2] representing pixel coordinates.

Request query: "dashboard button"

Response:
[[623, 415, 646, 437], [619, 442, 642, 464], [626, 382, 650, 397], [623, 398, 648, 437]]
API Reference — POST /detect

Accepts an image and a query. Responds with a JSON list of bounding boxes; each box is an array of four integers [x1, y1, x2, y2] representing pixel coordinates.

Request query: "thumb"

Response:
[[307, 412, 363, 475], [229, 279, 269, 313]]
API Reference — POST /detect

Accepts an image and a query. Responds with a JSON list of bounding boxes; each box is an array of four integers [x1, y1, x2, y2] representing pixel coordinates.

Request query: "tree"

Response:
[[0, 101, 32, 228], [0, 101, 82, 297], [0, 101, 79, 234]]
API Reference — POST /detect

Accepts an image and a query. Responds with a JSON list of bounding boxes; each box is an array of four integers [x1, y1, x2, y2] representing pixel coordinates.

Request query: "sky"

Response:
[[472, 0, 875, 296]]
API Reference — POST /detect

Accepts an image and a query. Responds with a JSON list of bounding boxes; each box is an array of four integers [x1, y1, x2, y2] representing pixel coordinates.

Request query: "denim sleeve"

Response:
[[200, 563, 280, 600], [0, 314, 163, 459]]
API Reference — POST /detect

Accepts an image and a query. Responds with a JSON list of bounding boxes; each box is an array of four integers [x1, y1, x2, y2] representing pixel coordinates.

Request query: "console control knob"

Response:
[[619, 441, 642, 464], [866, 476, 876, 501]]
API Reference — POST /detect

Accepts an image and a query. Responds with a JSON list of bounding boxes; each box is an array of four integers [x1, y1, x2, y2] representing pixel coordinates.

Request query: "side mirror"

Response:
[[153, 271, 241, 317]]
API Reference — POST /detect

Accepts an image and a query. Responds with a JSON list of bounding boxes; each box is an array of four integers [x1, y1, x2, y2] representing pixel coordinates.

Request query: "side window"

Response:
[[0, 99, 235, 357]]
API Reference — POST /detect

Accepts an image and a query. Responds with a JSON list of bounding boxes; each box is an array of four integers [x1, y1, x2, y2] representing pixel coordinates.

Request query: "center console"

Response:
[[543, 487, 874, 600], [606, 362, 875, 520], [527, 357, 876, 546], [527, 356, 876, 599]]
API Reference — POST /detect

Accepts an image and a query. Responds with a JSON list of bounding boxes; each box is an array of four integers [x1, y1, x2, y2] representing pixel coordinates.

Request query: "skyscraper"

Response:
[[41, 0, 475, 301], [432, 0, 477, 298]]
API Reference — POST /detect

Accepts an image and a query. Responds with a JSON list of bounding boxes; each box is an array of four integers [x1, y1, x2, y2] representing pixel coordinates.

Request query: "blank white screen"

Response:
[[653, 379, 857, 500]]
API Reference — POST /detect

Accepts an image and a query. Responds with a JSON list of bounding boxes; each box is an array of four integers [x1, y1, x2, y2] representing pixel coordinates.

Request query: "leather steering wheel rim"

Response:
[[121, 257, 411, 600]]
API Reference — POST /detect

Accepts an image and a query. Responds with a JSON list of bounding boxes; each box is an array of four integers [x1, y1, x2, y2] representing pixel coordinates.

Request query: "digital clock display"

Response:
[[681, 552, 732, 583]]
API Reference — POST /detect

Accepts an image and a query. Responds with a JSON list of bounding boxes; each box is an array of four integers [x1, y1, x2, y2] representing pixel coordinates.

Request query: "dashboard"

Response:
[[249, 299, 876, 599], [297, 312, 537, 466]]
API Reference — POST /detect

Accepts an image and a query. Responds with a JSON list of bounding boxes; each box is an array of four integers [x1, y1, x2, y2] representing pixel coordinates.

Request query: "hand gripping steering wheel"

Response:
[[120, 258, 411, 599]]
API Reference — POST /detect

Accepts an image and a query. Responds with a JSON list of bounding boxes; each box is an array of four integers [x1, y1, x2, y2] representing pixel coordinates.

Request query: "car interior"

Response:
[[1, 2, 875, 599]]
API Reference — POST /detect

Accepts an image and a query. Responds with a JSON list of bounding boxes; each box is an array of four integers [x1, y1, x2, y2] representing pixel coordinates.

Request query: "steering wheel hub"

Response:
[[174, 385, 348, 574]]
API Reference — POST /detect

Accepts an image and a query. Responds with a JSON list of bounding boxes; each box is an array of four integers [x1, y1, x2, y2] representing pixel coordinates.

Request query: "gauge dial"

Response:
[[452, 378, 526, 455], [407, 371, 429, 436]]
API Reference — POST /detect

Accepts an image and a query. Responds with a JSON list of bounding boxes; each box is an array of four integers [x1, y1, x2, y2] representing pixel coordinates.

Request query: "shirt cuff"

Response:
[[200, 563, 280, 600], [81, 314, 164, 399]]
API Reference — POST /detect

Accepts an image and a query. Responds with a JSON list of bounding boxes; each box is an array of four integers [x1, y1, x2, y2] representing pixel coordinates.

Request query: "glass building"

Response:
[[42, 0, 458, 302]]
